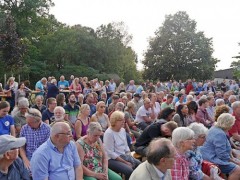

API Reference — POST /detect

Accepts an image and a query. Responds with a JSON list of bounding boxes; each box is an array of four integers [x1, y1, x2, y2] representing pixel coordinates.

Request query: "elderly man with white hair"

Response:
[[228, 95, 237, 114], [0, 135, 30, 179]]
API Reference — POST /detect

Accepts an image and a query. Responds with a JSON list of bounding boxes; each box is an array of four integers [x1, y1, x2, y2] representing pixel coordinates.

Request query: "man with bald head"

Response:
[[130, 138, 176, 180], [31, 122, 83, 180]]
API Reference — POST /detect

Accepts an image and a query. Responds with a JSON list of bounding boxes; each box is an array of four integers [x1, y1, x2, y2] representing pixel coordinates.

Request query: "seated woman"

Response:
[[104, 111, 141, 180], [76, 122, 122, 180], [74, 104, 90, 140], [186, 100, 198, 125], [173, 104, 189, 127], [56, 93, 66, 107], [156, 107, 175, 123], [91, 101, 110, 133], [124, 101, 141, 138], [186, 123, 211, 180], [15, 82, 31, 106], [171, 127, 195, 179], [200, 113, 240, 179], [149, 93, 161, 120], [31, 95, 47, 114], [69, 77, 82, 97]]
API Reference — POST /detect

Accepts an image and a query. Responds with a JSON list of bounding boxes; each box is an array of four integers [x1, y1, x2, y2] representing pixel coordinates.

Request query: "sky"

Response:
[[50, 0, 240, 71]]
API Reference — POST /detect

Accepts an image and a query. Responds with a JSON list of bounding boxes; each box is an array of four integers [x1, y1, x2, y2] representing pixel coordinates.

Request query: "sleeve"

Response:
[[229, 122, 238, 135], [173, 114, 181, 127], [13, 115, 21, 127], [42, 111, 49, 121], [16, 158, 31, 180], [72, 142, 81, 167], [64, 105, 70, 115], [103, 130, 119, 159], [9, 116, 15, 126], [31, 152, 49, 180], [213, 133, 231, 163]]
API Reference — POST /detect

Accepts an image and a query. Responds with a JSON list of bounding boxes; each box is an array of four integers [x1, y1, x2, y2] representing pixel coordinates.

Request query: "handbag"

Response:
[[202, 160, 224, 180]]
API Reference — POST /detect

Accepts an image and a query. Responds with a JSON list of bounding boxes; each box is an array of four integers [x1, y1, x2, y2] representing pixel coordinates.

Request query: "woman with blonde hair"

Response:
[[91, 101, 110, 133], [104, 111, 140, 180], [69, 77, 82, 97], [117, 82, 126, 93], [74, 104, 91, 140], [200, 113, 240, 179]]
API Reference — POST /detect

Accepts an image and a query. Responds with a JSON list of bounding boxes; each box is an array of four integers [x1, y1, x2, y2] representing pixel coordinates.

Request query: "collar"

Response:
[[153, 165, 165, 179]]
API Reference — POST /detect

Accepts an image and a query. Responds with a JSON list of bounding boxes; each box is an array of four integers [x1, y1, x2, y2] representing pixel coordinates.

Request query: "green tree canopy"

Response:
[[143, 11, 219, 81]]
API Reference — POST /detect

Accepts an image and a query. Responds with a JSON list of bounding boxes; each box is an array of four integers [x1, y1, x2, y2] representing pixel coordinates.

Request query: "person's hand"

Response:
[[94, 172, 108, 180], [23, 158, 31, 170], [125, 161, 133, 168]]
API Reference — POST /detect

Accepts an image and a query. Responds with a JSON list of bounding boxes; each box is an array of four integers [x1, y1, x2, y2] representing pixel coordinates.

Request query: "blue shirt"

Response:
[[31, 138, 81, 180], [0, 115, 14, 135], [58, 80, 69, 89], [35, 81, 44, 96], [0, 157, 31, 180]]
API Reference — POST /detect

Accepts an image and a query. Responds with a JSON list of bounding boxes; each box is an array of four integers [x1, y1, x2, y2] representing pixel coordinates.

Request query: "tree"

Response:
[[1, 15, 26, 71], [231, 46, 240, 79], [143, 11, 219, 81]]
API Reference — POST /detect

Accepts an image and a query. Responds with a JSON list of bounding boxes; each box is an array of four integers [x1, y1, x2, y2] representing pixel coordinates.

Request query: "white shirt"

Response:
[[135, 105, 151, 123]]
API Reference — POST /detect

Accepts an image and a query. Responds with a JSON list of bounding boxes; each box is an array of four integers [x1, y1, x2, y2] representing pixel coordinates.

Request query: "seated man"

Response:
[[20, 108, 50, 171], [134, 121, 177, 156], [130, 138, 176, 180], [135, 98, 156, 130], [31, 122, 83, 180], [0, 135, 30, 179]]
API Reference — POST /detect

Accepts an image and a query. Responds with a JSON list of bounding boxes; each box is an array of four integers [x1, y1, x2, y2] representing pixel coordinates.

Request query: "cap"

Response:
[[133, 93, 141, 98], [0, 135, 26, 156]]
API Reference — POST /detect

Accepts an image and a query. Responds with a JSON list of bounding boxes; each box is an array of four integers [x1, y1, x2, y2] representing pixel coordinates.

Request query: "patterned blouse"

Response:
[[186, 147, 204, 180], [77, 138, 103, 173]]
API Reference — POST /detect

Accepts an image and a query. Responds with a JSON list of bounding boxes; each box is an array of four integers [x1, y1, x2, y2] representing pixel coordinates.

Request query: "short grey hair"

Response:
[[229, 95, 237, 102], [18, 98, 29, 108], [87, 122, 102, 134], [186, 95, 193, 102], [188, 122, 208, 138], [26, 108, 42, 122], [51, 122, 71, 136], [53, 106, 65, 114], [172, 127, 194, 148], [216, 99, 224, 106], [216, 113, 235, 130], [232, 101, 240, 111]]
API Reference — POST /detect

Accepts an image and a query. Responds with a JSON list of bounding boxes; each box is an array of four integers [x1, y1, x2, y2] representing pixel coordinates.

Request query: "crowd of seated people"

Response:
[[1, 76, 240, 179]]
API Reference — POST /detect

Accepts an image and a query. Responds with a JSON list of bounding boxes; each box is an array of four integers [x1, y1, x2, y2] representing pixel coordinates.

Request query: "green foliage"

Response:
[[143, 11, 219, 81], [231, 51, 240, 79], [0, 1, 140, 83]]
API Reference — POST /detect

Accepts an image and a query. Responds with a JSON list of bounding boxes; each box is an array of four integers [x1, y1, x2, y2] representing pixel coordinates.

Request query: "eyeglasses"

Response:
[[100, 106, 106, 108], [198, 135, 206, 139]]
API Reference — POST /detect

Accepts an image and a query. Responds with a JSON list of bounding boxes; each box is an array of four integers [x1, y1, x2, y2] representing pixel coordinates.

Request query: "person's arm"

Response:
[[90, 115, 97, 122], [232, 133, 240, 142], [105, 114, 111, 128], [75, 120, 82, 140], [10, 125, 16, 137], [75, 165, 83, 180], [20, 146, 31, 170], [15, 90, 19, 106]]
